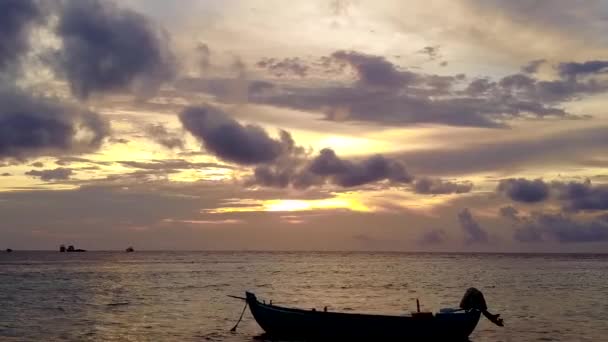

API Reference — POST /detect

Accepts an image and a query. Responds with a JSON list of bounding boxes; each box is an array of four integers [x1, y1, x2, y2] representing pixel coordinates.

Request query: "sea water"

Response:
[[1, 252, 607, 341]]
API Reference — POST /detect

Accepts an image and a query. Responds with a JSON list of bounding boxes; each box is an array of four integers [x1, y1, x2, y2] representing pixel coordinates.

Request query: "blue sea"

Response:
[[1, 252, 607, 341]]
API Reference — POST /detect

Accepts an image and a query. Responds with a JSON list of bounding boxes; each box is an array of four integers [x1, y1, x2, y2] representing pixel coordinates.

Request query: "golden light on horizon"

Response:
[[205, 193, 372, 214], [264, 197, 370, 212]]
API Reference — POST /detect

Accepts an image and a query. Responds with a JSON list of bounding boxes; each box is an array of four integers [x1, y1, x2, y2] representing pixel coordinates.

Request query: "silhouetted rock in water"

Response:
[[6, 248, 12, 253], [60, 245, 66, 252], [66, 245, 86, 252], [125, 246, 134, 253]]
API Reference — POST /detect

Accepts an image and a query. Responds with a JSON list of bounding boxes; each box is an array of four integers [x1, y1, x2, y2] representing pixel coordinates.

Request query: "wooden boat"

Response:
[[245, 291, 484, 341]]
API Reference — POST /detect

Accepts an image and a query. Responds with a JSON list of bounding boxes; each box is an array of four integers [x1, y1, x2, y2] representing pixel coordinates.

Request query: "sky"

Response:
[[1, 0, 608, 252]]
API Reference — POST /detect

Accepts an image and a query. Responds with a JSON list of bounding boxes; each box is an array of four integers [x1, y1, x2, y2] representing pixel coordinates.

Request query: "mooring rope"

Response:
[[230, 300, 248, 332]]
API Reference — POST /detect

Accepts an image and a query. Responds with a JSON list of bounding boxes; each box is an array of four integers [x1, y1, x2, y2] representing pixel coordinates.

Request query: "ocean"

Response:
[[1, 252, 607, 341]]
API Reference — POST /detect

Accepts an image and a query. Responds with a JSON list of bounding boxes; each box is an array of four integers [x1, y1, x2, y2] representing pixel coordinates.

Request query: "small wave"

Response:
[[106, 302, 130, 306]]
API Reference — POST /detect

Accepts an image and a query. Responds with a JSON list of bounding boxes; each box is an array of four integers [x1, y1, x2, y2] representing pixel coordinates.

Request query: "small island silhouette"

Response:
[[59, 244, 86, 252]]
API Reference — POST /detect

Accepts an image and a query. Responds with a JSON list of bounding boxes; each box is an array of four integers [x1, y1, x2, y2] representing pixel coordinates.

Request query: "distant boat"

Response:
[[125, 246, 135, 253], [66, 245, 86, 252], [238, 288, 502, 341], [60, 245, 66, 252], [5, 248, 12, 253]]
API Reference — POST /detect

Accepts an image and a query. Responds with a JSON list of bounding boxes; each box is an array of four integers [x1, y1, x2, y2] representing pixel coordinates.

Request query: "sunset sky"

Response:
[[2, 0, 608, 252]]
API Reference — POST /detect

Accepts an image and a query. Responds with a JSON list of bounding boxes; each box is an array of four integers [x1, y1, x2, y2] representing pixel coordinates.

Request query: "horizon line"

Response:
[[3, 249, 608, 255]]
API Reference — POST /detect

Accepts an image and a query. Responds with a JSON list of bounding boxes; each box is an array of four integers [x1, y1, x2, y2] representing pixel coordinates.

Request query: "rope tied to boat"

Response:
[[230, 300, 248, 332], [460, 287, 504, 327]]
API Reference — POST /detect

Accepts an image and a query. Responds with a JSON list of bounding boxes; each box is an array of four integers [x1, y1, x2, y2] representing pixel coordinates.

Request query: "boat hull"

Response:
[[246, 292, 480, 341]]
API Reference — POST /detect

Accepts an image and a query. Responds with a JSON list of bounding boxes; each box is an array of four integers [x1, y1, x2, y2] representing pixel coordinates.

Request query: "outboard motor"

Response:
[[460, 288, 504, 327]]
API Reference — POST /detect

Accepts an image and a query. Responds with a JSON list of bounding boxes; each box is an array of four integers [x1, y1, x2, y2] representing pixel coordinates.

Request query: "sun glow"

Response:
[[264, 198, 370, 212], [206, 194, 372, 214]]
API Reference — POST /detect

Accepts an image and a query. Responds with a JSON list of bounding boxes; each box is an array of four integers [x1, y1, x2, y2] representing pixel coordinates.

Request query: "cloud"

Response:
[[0, 87, 109, 160], [25, 167, 73, 181], [118, 159, 232, 171], [455, 0, 608, 61], [497, 178, 608, 212], [109, 137, 129, 144], [175, 78, 276, 102], [418, 46, 442, 61], [52, 0, 175, 99], [521, 59, 546, 74], [256, 57, 309, 77], [419, 229, 446, 244], [457, 208, 488, 244], [197, 42, 210, 72], [246, 52, 604, 128], [0, 0, 44, 72], [512, 212, 608, 243], [413, 177, 473, 194], [179, 106, 414, 189], [397, 125, 608, 176], [558, 60, 608, 79], [499, 206, 520, 221], [306, 148, 412, 187], [554, 180, 608, 212], [497, 178, 550, 203], [332, 50, 418, 88], [179, 105, 291, 165], [144, 123, 184, 150], [249, 148, 412, 189]]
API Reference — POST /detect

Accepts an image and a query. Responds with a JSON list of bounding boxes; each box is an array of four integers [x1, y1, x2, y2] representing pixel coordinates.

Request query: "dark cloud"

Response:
[[144, 124, 184, 150], [246, 52, 603, 128], [256, 57, 309, 77], [25, 167, 73, 181], [0, 0, 44, 72], [419, 229, 446, 244], [31, 161, 44, 168], [254, 84, 508, 128], [497, 178, 550, 203], [0, 87, 109, 160], [457, 208, 489, 244], [179, 105, 290, 165], [52, 0, 175, 99], [2, 173, 11, 177], [499, 206, 520, 221], [332, 50, 418, 88], [178, 113, 414, 189], [554, 180, 608, 212], [248, 147, 412, 189], [413, 177, 473, 195], [251, 165, 298, 188], [512, 212, 608, 243], [558, 61, 608, 79], [306, 148, 412, 187], [497, 178, 608, 212]]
